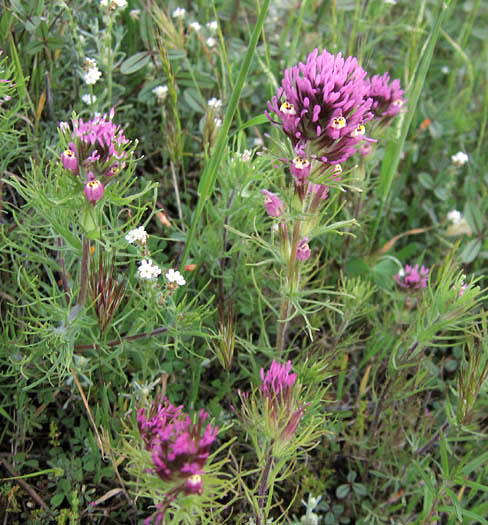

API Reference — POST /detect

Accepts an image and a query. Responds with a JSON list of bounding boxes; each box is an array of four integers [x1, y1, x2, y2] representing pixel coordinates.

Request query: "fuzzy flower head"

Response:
[[152, 85, 168, 103], [451, 151, 468, 167], [137, 259, 161, 280], [447, 209, 462, 225], [395, 264, 429, 290], [125, 226, 148, 245], [137, 397, 218, 495], [266, 48, 373, 166], [261, 189, 283, 217], [82, 58, 102, 85], [165, 269, 186, 286], [367, 72, 405, 120]]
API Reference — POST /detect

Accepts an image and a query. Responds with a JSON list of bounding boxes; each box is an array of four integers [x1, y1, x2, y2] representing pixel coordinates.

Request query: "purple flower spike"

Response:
[[260, 360, 297, 398], [395, 263, 429, 290], [261, 189, 284, 217], [84, 180, 104, 203], [137, 397, 218, 496], [61, 149, 79, 174], [266, 48, 373, 166], [259, 360, 306, 445], [296, 237, 311, 261], [367, 72, 406, 119]]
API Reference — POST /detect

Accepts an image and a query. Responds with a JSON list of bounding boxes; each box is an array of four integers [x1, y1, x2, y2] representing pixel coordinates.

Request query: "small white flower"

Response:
[[398, 268, 405, 277], [125, 226, 148, 245], [152, 84, 168, 102], [447, 209, 462, 225], [384, 0, 397, 4], [114, 0, 127, 7], [137, 259, 161, 280], [451, 151, 469, 167], [172, 7, 186, 19], [206, 37, 217, 48], [165, 268, 186, 286], [441, 65, 449, 74], [253, 137, 264, 146], [81, 93, 97, 105], [206, 20, 218, 33], [58, 121, 70, 132], [240, 149, 252, 162], [208, 97, 222, 109], [82, 59, 102, 85], [214, 118, 222, 127], [189, 21, 201, 31], [83, 68, 102, 85]]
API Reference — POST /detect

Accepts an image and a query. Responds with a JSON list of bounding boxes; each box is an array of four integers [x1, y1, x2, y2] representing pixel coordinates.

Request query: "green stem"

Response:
[[277, 221, 301, 353], [77, 237, 90, 307]]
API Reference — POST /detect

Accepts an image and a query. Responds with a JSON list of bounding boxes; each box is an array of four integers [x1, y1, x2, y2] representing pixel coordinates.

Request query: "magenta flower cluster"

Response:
[[59, 108, 129, 203], [395, 264, 430, 290], [367, 72, 405, 120], [259, 360, 305, 444], [137, 397, 218, 496], [266, 48, 405, 169]]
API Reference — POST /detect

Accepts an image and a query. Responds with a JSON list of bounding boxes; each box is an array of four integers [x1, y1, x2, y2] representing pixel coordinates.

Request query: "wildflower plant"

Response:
[[124, 396, 233, 525]]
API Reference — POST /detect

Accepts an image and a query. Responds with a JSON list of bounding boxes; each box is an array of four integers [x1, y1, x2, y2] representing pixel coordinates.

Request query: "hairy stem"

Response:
[[77, 236, 90, 307], [256, 451, 274, 525]]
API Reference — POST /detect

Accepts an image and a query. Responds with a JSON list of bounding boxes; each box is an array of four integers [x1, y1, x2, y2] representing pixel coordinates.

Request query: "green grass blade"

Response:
[[370, 0, 452, 246], [180, 0, 271, 267]]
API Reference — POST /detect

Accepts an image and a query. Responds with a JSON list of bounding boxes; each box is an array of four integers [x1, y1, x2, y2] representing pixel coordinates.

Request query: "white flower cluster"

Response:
[[206, 37, 217, 48], [137, 259, 161, 280], [189, 22, 201, 31], [100, 0, 128, 8], [172, 7, 186, 19], [451, 151, 468, 167], [125, 226, 148, 245], [152, 85, 168, 102], [165, 269, 186, 286], [82, 58, 102, 85], [206, 20, 218, 33], [81, 94, 96, 105], [208, 97, 222, 109], [447, 209, 462, 225]]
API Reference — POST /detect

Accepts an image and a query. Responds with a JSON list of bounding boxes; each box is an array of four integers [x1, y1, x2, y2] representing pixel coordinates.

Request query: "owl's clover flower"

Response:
[[266, 48, 374, 167], [261, 189, 284, 217], [395, 264, 429, 290], [259, 360, 306, 446], [137, 397, 218, 495], [59, 109, 130, 203], [367, 72, 406, 120]]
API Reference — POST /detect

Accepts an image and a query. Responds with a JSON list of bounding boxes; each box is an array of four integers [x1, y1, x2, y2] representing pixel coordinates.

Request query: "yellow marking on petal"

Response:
[[393, 99, 403, 107], [292, 156, 310, 169], [280, 101, 296, 115], [331, 116, 346, 129], [351, 124, 365, 137]]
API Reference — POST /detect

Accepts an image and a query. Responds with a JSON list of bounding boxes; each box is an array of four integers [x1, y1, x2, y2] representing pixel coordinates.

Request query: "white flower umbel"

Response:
[[165, 268, 186, 286], [447, 210, 462, 225], [206, 37, 217, 48], [208, 97, 222, 109], [189, 21, 201, 31], [172, 7, 186, 19], [214, 118, 222, 127], [441, 66, 449, 74], [125, 226, 148, 245], [137, 259, 161, 280], [451, 151, 469, 167], [81, 94, 97, 105], [152, 85, 168, 102]]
